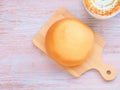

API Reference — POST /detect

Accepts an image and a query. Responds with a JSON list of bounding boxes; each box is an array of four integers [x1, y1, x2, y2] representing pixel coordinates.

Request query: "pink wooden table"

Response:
[[0, 0, 120, 89]]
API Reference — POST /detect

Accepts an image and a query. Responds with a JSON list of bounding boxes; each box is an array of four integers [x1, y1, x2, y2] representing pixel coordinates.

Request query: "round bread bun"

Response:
[[45, 18, 94, 67]]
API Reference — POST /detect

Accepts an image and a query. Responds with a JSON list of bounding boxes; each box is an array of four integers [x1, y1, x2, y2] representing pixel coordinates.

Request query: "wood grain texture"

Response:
[[0, 0, 120, 89]]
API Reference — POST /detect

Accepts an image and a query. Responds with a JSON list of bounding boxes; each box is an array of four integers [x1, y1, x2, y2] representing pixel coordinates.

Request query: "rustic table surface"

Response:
[[0, 0, 120, 90]]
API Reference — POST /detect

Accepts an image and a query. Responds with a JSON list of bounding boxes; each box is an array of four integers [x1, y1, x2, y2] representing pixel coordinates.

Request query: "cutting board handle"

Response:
[[95, 62, 116, 81]]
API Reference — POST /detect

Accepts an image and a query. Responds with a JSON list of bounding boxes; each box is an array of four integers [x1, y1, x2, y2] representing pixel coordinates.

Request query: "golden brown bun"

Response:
[[45, 18, 94, 67]]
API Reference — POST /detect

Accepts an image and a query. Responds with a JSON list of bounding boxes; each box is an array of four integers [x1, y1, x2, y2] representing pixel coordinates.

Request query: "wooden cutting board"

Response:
[[33, 8, 116, 81]]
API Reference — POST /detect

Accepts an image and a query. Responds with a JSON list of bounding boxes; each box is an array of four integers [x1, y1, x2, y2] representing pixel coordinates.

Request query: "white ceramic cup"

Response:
[[83, 0, 120, 19]]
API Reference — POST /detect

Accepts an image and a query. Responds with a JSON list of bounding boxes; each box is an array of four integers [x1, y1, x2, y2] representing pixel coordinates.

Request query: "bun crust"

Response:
[[45, 18, 94, 67]]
